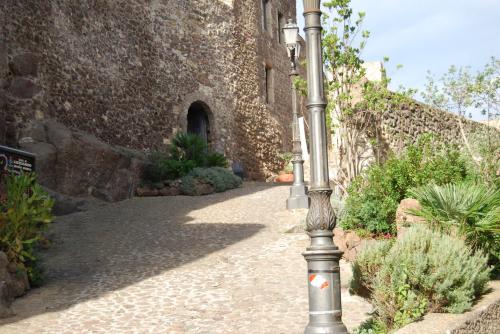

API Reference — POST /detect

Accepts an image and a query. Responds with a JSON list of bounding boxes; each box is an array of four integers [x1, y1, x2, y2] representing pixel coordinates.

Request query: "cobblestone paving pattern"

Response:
[[0, 183, 372, 333]]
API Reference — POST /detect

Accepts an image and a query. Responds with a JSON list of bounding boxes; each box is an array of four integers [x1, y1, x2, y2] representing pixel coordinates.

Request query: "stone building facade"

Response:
[[0, 0, 297, 180]]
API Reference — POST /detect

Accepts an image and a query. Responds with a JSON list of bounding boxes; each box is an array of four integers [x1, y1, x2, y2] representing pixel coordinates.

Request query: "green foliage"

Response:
[[422, 58, 499, 119], [143, 152, 196, 183], [352, 318, 388, 334], [278, 152, 294, 173], [408, 183, 500, 265], [351, 239, 393, 296], [341, 136, 472, 234], [322, 0, 368, 122], [142, 132, 228, 183], [351, 226, 491, 331], [0, 174, 54, 284], [168, 132, 207, 166], [180, 167, 242, 196], [467, 129, 500, 187], [472, 57, 499, 120], [205, 152, 229, 168]]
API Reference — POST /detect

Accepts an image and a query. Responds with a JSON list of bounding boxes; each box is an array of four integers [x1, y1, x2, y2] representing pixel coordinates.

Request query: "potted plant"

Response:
[[276, 152, 294, 183]]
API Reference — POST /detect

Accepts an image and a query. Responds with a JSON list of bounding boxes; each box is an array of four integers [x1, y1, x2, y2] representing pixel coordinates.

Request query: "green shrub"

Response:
[[168, 132, 207, 166], [408, 182, 500, 265], [143, 152, 196, 183], [351, 225, 491, 331], [180, 167, 242, 195], [341, 135, 472, 234], [142, 132, 229, 183], [352, 318, 388, 334], [205, 152, 229, 168], [350, 239, 393, 297], [0, 174, 54, 284]]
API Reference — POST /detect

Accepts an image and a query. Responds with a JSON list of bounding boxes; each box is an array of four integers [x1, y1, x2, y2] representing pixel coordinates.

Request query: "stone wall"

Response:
[[451, 298, 499, 334], [329, 99, 500, 190], [0, 0, 296, 181], [378, 101, 499, 153]]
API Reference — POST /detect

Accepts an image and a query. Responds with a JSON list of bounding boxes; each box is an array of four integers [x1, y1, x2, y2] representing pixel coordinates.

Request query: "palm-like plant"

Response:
[[408, 183, 499, 263]]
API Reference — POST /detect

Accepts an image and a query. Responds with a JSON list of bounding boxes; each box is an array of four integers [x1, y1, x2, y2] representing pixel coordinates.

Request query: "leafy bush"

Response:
[[351, 226, 491, 331], [169, 132, 207, 166], [205, 152, 229, 168], [142, 133, 229, 183], [180, 167, 242, 196], [0, 174, 54, 284], [350, 239, 393, 297], [143, 152, 196, 183], [408, 182, 500, 265], [352, 318, 388, 334], [341, 136, 472, 234]]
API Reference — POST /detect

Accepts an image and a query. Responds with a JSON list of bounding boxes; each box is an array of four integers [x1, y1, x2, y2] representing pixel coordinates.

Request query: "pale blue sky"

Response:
[[296, 0, 500, 120]]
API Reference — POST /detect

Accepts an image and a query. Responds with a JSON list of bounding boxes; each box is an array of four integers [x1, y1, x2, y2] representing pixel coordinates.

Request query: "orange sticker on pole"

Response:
[[309, 274, 329, 289]]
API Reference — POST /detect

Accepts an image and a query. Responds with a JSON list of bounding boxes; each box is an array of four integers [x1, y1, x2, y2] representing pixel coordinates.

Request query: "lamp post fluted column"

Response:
[[285, 23, 309, 210], [302, 1, 347, 333]]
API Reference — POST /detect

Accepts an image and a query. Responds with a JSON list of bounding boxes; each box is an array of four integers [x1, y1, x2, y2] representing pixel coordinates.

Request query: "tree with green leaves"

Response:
[[472, 57, 500, 121], [421, 65, 474, 118], [421, 58, 499, 120], [421, 59, 500, 170], [322, 0, 414, 196]]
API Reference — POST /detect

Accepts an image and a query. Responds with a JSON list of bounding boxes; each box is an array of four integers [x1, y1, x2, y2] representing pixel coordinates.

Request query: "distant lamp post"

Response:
[[302, 0, 348, 333], [283, 19, 309, 210]]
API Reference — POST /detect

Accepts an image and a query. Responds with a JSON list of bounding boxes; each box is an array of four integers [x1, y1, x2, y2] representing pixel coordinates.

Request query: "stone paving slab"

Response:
[[0, 183, 372, 333]]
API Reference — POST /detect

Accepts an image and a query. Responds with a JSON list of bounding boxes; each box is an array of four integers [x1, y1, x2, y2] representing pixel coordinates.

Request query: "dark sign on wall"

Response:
[[0, 145, 36, 177]]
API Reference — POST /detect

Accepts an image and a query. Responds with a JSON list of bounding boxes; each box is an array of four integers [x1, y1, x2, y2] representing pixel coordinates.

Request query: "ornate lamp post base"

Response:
[[303, 241, 348, 334], [286, 184, 309, 210]]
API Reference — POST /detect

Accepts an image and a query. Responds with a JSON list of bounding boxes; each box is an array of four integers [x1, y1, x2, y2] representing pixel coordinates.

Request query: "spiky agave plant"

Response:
[[408, 182, 499, 264]]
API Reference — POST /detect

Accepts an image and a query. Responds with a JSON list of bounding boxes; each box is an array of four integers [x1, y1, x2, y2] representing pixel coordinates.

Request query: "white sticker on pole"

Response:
[[309, 274, 329, 289], [298, 117, 309, 161]]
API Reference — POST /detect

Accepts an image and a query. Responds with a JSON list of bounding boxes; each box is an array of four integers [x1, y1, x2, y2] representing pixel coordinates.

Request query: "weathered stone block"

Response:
[[0, 41, 7, 78], [19, 119, 145, 202], [396, 198, 425, 238], [8, 77, 41, 99], [19, 141, 57, 189], [9, 53, 38, 76]]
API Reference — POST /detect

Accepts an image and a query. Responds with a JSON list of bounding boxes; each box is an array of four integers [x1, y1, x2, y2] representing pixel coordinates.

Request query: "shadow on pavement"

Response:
[[0, 182, 282, 326]]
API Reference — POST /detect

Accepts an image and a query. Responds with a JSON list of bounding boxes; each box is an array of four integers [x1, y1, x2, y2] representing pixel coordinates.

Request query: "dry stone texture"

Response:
[[1, 0, 297, 180], [18, 119, 146, 202], [0, 183, 373, 333]]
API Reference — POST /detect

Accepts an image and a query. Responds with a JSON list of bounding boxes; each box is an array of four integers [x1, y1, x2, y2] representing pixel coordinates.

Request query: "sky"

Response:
[[296, 0, 500, 120]]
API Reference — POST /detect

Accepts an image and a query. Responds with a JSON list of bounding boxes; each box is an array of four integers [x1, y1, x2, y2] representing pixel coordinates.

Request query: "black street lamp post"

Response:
[[283, 19, 309, 211], [301, 1, 348, 333]]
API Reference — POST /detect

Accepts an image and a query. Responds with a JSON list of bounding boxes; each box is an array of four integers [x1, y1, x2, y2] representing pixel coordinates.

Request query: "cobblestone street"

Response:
[[0, 183, 372, 334]]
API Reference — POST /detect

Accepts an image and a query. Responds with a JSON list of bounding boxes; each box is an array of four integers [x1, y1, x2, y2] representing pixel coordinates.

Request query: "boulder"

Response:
[[43, 188, 93, 216], [396, 198, 425, 238], [333, 228, 371, 262], [9, 53, 38, 76], [18, 119, 146, 202], [19, 142, 57, 189], [0, 251, 30, 318], [136, 186, 158, 197], [158, 185, 180, 196], [193, 179, 215, 195]]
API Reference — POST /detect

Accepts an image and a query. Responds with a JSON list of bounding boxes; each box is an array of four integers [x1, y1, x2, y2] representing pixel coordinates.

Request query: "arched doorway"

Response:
[[187, 101, 211, 145]]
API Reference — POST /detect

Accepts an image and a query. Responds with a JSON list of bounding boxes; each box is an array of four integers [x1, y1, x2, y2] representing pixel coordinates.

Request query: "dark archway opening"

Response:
[[187, 101, 211, 145]]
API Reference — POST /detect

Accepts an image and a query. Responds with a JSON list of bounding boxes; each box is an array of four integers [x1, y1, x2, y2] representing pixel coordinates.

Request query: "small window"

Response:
[[278, 12, 285, 44], [262, 0, 271, 32], [265, 66, 273, 104]]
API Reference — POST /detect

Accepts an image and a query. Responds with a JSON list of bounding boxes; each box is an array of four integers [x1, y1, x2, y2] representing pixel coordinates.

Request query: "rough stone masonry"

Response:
[[0, 0, 297, 182]]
